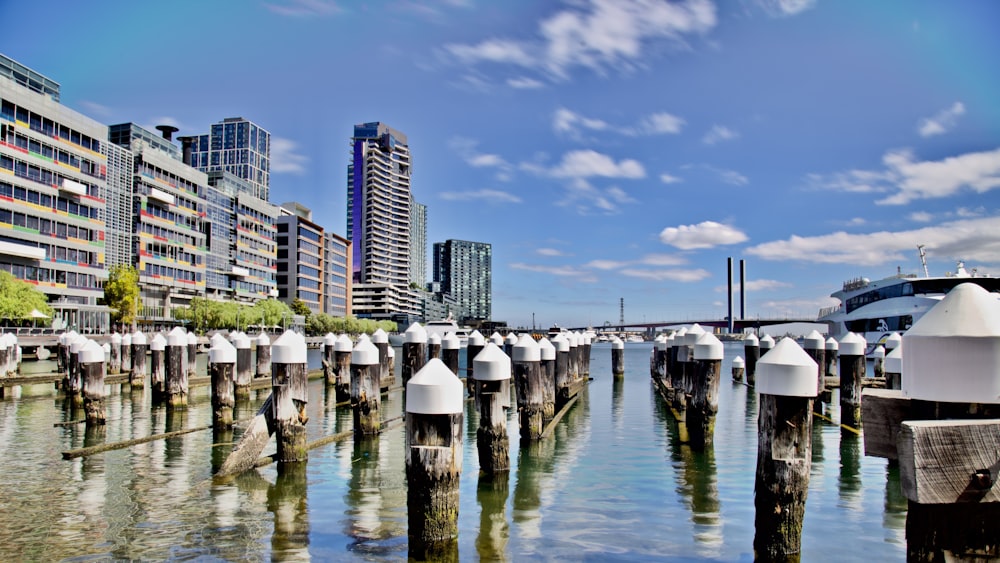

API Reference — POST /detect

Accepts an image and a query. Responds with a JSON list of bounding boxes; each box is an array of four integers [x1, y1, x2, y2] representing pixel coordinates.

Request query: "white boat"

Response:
[[423, 318, 471, 346], [817, 253, 999, 352]]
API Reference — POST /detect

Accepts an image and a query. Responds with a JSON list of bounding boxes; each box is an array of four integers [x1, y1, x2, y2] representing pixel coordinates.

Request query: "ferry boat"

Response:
[[817, 250, 1000, 351], [423, 318, 471, 346]]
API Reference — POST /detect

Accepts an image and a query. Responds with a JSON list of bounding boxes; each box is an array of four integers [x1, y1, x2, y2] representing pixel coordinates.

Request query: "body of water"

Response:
[[0, 342, 905, 561]]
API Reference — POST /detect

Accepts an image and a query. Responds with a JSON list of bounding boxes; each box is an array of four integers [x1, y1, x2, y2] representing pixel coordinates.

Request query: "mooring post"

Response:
[[732, 355, 745, 383], [121, 332, 132, 376], [57, 331, 72, 379], [489, 332, 504, 348], [612, 337, 625, 376], [803, 330, 826, 414], [80, 340, 106, 426], [513, 334, 544, 441], [758, 333, 774, 359], [872, 345, 885, 379], [687, 331, 723, 449], [403, 322, 427, 386], [0, 337, 8, 390], [838, 332, 866, 427], [166, 327, 188, 408], [109, 333, 122, 375], [667, 328, 686, 405], [131, 331, 147, 389], [538, 337, 556, 424], [332, 334, 352, 402], [68, 335, 87, 406], [563, 332, 577, 385], [884, 331, 901, 355], [351, 337, 381, 436], [504, 332, 517, 363], [150, 333, 166, 402], [884, 345, 902, 390], [234, 332, 252, 400], [255, 332, 271, 379], [442, 333, 460, 376], [322, 333, 336, 386], [743, 333, 759, 386], [466, 330, 485, 395], [209, 336, 236, 429], [406, 358, 464, 560], [272, 330, 308, 463], [824, 336, 839, 385], [679, 324, 706, 412], [372, 328, 393, 391], [754, 337, 817, 561], [553, 334, 570, 409], [474, 343, 511, 474], [582, 332, 593, 377], [653, 335, 667, 379], [185, 331, 197, 378], [427, 333, 441, 362]]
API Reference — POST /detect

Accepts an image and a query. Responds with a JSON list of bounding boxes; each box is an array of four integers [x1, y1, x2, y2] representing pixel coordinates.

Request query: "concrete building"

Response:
[[410, 198, 426, 288], [276, 202, 324, 314], [323, 231, 351, 317], [191, 117, 270, 201], [433, 239, 492, 323]]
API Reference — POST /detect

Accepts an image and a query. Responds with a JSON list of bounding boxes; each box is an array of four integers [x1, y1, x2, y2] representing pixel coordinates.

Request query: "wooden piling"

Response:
[[838, 332, 866, 427], [210, 337, 236, 429], [513, 334, 544, 441], [687, 332, 723, 449], [80, 340, 106, 426], [150, 334, 166, 402], [504, 332, 517, 364], [871, 345, 885, 379], [566, 332, 579, 385], [333, 334, 353, 403], [68, 335, 86, 406], [121, 333, 132, 376], [322, 333, 337, 385], [186, 331, 198, 379], [272, 330, 308, 463], [743, 333, 759, 386], [166, 328, 188, 408], [884, 346, 901, 390], [372, 328, 394, 391], [131, 332, 147, 389], [466, 330, 485, 395], [351, 338, 381, 436], [611, 337, 625, 376], [255, 332, 271, 379], [653, 335, 667, 379], [57, 331, 71, 379], [234, 332, 252, 400], [732, 355, 745, 383], [803, 330, 826, 414], [402, 322, 428, 386], [428, 333, 441, 361], [441, 333, 460, 376], [581, 332, 592, 377], [538, 338, 556, 424], [109, 333, 122, 375], [824, 336, 838, 381], [753, 337, 817, 561], [473, 343, 510, 474], [405, 358, 464, 560], [554, 334, 571, 409]]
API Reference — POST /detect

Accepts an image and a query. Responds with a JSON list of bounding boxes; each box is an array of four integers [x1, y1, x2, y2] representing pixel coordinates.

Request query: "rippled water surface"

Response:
[[0, 342, 905, 561]]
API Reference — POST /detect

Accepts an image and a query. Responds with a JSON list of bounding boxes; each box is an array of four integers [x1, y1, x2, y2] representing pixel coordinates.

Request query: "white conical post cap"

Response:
[[351, 338, 379, 366], [151, 333, 166, 351], [404, 323, 427, 344], [803, 330, 825, 350], [234, 332, 251, 349], [538, 338, 556, 360], [210, 337, 237, 364], [693, 332, 724, 361], [468, 330, 485, 346], [372, 328, 388, 343], [733, 355, 745, 369], [757, 337, 819, 397], [838, 332, 866, 357], [407, 358, 464, 414], [335, 334, 354, 353], [885, 345, 902, 374], [513, 333, 540, 362], [428, 333, 441, 346], [442, 333, 460, 350], [272, 329, 307, 364], [744, 333, 758, 346], [132, 332, 147, 345], [473, 343, 511, 381]]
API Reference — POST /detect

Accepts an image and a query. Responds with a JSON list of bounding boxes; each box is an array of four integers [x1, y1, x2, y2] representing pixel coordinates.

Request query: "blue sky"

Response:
[[4, 0, 1000, 329]]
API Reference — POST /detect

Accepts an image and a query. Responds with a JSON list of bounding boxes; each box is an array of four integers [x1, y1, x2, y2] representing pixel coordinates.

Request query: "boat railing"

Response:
[[817, 305, 840, 318]]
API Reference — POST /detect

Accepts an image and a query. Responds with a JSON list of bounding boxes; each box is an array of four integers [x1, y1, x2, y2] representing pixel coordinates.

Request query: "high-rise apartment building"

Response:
[[276, 202, 324, 314], [347, 122, 417, 322], [323, 231, 351, 317], [433, 239, 492, 323], [191, 117, 270, 201], [0, 56, 110, 332], [410, 199, 426, 288]]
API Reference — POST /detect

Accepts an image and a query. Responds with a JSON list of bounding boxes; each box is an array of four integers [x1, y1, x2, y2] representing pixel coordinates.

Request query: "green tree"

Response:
[[290, 298, 311, 319], [0, 270, 53, 323], [103, 265, 140, 329]]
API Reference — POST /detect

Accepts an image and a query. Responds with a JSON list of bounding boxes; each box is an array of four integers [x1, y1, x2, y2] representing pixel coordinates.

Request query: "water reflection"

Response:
[[269, 462, 310, 560], [476, 473, 510, 560], [838, 431, 862, 503]]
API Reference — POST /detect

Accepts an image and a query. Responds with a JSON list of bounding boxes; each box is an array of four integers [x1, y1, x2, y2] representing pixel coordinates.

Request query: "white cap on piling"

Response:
[[256, 332, 270, 346], [132, 331, 147, 346], [567, 332, 579, 347], [210, 333, 228, 348], [693, 332, 724, 361], [473, 342, 511, 381], [803, 330, 825, 350], [335, 334, 354, 353], [187, 332, 198, 346], [323, 332, 337, 347], [655, 335, 667, 351], [872, 345, 885, 360], [71, 335, 87, 354], [838, 332, 866, 356], [111, 333, 122, 345], [58, 332, 68, 345], [372, 328, 388, 344], [538, 337, 556, 360], [442, 333, 460, 350], [506, 333, 518, 346], [826, 337, 839, 351], [612, 338, 624, 350], [903, 282, 1000, 403], [884, 332, 902, 351], [102, 342, 111, 360], [151, 333, 166, 351], [357, 333, 371, 344], [665, 332, 675, 347], [513, 333, 540, 362], [210, 337, 237, 364], [428, 333, 441, 346], [744, 333, 758, 346], [885, 345, 902, 374], [404, 322, 427, 344], [756, 337, 819, 397], [0, 337, 7, 351], [685, 324, 705, 346], [272, 329, 307, 364], [351, 338, 379, 365], [168, 327, 187, 347], [407, 358, 464, 414], [234, 332, 251, 349], [122, 333, 131, 346], [387, 346, 395, 359], [733, 355, 745, 369], [759, 334, 775, 349], [79, 339, 104, 364], [468, 330, 485, 346], [490, 332, 504, 346], [555, 334, 570, 352]]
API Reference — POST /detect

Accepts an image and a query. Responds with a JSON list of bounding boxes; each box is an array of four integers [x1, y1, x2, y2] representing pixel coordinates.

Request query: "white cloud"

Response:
[[719, 169, 749, 186], [660, 173, 683, 184], [263, 0, 340, 17], [468, 153, 507, 168], [659, 221, 749, 250], [917, 101, 965, 138], [585, 259, 626, 270], [507, 76, 545, 89], [445, 38, 536, 66], [550, 150, 645, 179], [846, 217, 867, 226], [743, 279, 792, 291], [553, 108, 609, 139], [909, 211, 933, 223], [270, 137, 308, 174], [79, 101, 112, 118], [637, 112, 685, 135], [140, 116, 183, 133], [510, 262, 598, 282], [537, 248, 570, 257], [745, 215, 1000, 265], [438, 188, 522, 203], [450, 137, 512, 177], [621, 268, 711, 282], [702, 124, 739, 145], [639, 253, 688, 266], [757, 0, 817, 16]]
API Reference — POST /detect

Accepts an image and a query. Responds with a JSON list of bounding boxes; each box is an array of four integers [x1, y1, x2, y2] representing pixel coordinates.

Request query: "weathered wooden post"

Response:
[[538, 337, 556, 424], [109, 333, 122, 375], [255, 332, 271, 379], [351, 337, 381, 436], [564, 332, 577, 385], [871, 345, 885, 379], [687, 331, 723, 450], [824, 336, 838, 381], [372, 328, 394, 391], [0, 336, 8, 392], [131, 331, 147, 389], [57, 330, 72, 380], [554, 334, 570, 409], [504, 332, 517, 362], [121, 332, 132, 376], [732, 355, 745, 383], [803, 330, 826, 414], [427, 333, 441, 361], [466, 330, 485, 395], [743, 333, 759, 386], [754, 337, 817, 561], [441, 333, 460, 376], [80, 339, 106, 426], [679, 324, 706, 412], [406, 358, 464, 560], [322, 333, 337, 386], [758, 333, 774, 357], [209, 336, 236, 429], [150, 333, 166, 402], [838, 332, 866, 427], [513, 334, 543, 441], [68, 335, 87, 406], [272, 330, 308, 463], [333, 334, 353, 402], [884, 345, 902, 390], [402, 322, 427, 386], [581, 332, 592, 377], [611, 337, 625, 376], [186, 331, 198, 378], [653, 335, 667, 379], [489, 332, 504, 350], [897, 283, 1000, 560], [474, 343, 510, 474], [665, 331, 677, 381], [234, 332, 252, 400], [166, 327, 188, 408]]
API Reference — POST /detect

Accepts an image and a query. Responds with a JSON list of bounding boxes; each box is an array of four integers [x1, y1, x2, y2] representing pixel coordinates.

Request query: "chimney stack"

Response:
[[155, 124, 179, 141], [177, 136, 196, 166]]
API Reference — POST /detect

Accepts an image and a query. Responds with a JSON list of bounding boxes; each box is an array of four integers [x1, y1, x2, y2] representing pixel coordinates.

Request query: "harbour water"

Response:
[[0, 341, 906, 561]]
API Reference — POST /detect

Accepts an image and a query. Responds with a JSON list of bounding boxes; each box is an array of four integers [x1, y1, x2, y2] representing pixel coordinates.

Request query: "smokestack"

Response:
[[155, 124, 179, 141], [727, 257, 734, 333], [740, 259, 746, 321], [177, 136, 196, 166]]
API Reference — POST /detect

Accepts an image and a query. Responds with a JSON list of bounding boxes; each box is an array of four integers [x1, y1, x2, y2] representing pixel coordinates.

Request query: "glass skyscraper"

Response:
[[433, 239, 492, 323], [191, 117, 270, 201]]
